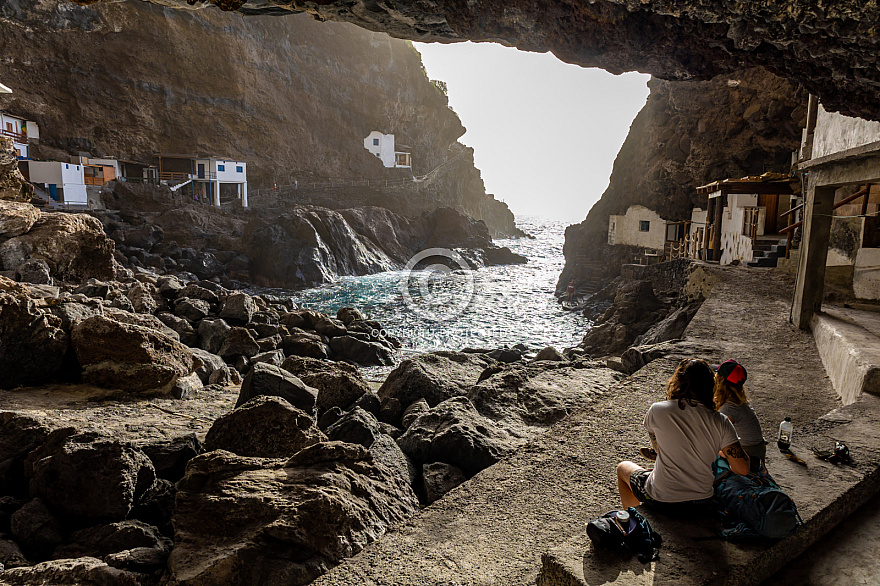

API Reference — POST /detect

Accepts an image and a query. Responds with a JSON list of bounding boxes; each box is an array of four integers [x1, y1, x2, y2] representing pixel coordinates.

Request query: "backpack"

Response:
[[586, 507, 662, 562], [712, 456, 803, 540]]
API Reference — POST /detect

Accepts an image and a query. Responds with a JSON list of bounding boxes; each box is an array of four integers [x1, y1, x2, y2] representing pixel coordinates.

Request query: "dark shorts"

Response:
[[629, 469, 715, 512], [629, 469, 654, 503]]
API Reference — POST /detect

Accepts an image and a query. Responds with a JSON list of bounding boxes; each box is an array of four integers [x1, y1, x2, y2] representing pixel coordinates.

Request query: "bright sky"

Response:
[[415, 42, 651, 222]]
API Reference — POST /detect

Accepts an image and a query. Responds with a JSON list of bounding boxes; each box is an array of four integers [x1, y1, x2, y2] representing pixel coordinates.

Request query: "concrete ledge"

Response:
[[811, 308, 880, 404], [538, 394, 880, 585]]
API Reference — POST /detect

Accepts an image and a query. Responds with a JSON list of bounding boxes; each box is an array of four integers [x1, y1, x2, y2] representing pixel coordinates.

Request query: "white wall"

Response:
[[62, 184, 88, 205], [715, 193, 757, 265], [853, 248, 880, 300], [88, 158, 121, 179], [212, 159, 247, 182], [812, 105, 880, 159], [607, 205, 666, 249], [363, 131, 396, 168]]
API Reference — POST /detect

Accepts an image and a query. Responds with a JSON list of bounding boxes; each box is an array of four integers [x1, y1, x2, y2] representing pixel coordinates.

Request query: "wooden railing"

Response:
[[0, 129, 26, 142], [84, 177, 106, 186]]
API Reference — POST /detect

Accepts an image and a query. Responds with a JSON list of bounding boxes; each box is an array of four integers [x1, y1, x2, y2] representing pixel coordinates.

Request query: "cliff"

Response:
[[0, 0, 518, 236], [556, 68, 806, 292]]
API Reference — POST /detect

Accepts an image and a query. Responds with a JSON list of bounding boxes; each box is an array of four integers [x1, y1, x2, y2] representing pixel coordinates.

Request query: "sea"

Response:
[[268, 217, 591, 379]]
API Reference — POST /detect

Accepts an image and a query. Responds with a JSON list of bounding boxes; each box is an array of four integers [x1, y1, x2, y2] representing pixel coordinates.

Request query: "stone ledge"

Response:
[[812, 308, 880, 405], [537, 393, 880, 585]]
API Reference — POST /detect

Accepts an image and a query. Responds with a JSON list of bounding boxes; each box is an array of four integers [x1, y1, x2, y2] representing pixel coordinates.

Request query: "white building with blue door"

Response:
[[26, 161, 88, 205], [363, 131, 412, 168], [193, 158, 248, 207]]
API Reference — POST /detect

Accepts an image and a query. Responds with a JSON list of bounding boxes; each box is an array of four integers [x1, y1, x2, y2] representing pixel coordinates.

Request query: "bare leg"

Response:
[[616, 461, 645, 508]]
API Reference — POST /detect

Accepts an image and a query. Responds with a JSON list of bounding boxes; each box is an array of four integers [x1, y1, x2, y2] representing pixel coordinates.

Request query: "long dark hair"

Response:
[[666, 358, 715, 410]]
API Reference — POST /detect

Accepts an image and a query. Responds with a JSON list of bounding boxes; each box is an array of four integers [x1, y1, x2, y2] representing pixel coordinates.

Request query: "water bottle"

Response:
[[777, 416, 793, 450]]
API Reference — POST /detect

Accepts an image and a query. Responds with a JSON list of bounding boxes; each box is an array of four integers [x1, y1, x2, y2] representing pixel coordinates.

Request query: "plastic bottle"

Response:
[[777, 416, 793, 450]]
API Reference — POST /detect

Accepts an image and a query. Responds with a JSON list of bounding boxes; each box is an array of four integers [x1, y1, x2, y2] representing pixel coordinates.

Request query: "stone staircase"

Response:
[[747, 237, 787, 267]]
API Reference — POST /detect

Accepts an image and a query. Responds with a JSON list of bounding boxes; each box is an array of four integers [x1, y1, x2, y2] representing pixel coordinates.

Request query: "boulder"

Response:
[[218, 292, 256, 326], [71, 315, 199, 393], [105, 544, 171, 574], [10, 498, 62, 558], [579, 280, 670, 356], [73, 279, 112, 300], [25, 430, 156, 524], [14, 258, 52, 285], [0, 286, 69, 389], [197, 318, 230, 354], [377, 351, 494, 423], [157, 312, 197, 346], [171, 372, 203, 400], [422, 462, 467, 504], [205, 396, 326, 458], [124, 224, 164, 251], [314, 316, 346, 337], [190, 348, 225, 385], [3, 212, 116, 282], [0, 200, 40, 239], [50, 301, 104, 330], [256, 333, 281, 352], [401, 398, 430, 429], [326, 408, 415, 485], [140, 434, 202, 482], [0, 413, 54, 497], [126, 282, 158, 315], [280, 333, 329, 359], [174, 297, 210, 322], [396, 397, 517, 477], [280, 355, 371, 414], [236, 362, 318, 413], [533, 346, 569, 362], [129, 479, 175, 537], [179, 283, 220, 304], [157, 275, 184, 299], [53, 520, 168, 560], [251, 349, 285, 367], [328, 335, 393, 366], [336, 306, 364, 325], [318, 407, 344, 431], [218, 326, 260, 359], [169, 444, 419, 585], [0, 536, 28, 569], [103, 307, 180, 341], [486, 347, 522, 363], [635, 301, 702, 347], [0, 557, 146, 586]]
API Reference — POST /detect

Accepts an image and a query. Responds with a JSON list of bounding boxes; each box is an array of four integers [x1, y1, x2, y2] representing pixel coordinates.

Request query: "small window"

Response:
[[236, 166, 243, 173], [639, 220, 650, 232], [65, 164, 69, 169], [373, 138, 379, 146], [218, 164, 225, 172]]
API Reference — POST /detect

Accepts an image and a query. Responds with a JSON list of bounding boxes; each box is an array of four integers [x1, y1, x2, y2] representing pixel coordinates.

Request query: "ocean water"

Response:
[[272, 217, 590, 376]]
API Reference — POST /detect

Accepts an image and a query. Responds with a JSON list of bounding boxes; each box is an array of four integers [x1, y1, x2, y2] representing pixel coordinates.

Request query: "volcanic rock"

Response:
[[0, 537, 28, 569], [0, 287, 69, 389], [218, 292, 256, 326], [0, 413, 54, 496], [190, 348, 225, 385], [71, 315, 199, 393], [533, 346, 568, 362], [205, 395, 326, 458], [168, 444, 420, 585], [0, 556, 147, 586], [218, 326, 260, 359], [325, 408, 415, 485], [10, 498, 62, 558], [280, 355, 371, 414], [197, 318, 230, 354], [396, 396, 517, 477], [52, 520, 168, 560], [25, 430, 156, 524], [336, 307, 364, 325], [140, 434, 202, 482], [0, 137, 33, 202], [422, 462, 466, 504], [281, 333, 330, 360], [314, 316, 346, 337], [174, 297, 210, 322], [378, 351, 494, 423], [236, 362, 318, 413], [13, 258, 52, 285], [126, 282, 158, 315]]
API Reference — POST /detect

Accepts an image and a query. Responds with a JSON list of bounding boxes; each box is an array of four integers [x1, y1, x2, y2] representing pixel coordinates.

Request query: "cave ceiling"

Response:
[[69, 0, 880, 121]]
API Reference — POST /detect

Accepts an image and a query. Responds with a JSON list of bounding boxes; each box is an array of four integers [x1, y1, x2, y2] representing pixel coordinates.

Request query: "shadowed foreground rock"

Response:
[[167, 443, 419, 585]]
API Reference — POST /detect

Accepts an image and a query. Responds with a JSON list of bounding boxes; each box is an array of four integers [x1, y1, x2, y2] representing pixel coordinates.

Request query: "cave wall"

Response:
[[557, 67, 806, 292], [0, 0, 518, 235]]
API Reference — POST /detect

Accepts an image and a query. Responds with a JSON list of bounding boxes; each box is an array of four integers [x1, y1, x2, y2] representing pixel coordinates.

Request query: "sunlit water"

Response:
[[259, 217, 590, 379]]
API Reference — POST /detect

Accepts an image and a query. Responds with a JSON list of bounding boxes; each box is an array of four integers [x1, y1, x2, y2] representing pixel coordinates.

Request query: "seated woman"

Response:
[[617, 359, 750, 509], [714, 359, 766, 473]]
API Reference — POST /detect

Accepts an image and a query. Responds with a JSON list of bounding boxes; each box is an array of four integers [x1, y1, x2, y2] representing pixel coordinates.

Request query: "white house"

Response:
[[27, 161, 88, 206], [0, 112, 39, 159], [363, 131, 412, 168], [607, 205, 667, 250], [193, 158, 248, 207]]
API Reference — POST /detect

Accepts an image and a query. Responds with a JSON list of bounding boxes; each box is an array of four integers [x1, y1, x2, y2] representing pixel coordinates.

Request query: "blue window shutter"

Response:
[[373, 138, 379, 146], [218, 164, 225, 172], [236, 166, 243, 173]]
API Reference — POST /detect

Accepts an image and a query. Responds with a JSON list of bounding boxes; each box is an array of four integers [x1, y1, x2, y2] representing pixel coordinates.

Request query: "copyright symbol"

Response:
[[398, 248, 475, 323]]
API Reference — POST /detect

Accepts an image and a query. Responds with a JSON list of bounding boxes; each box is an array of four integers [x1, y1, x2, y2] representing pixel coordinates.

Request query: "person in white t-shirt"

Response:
[[616, 358, 751, 509]]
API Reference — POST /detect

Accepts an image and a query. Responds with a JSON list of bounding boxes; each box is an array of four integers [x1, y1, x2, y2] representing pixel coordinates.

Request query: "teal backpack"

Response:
[[712, 456, 803, 540]]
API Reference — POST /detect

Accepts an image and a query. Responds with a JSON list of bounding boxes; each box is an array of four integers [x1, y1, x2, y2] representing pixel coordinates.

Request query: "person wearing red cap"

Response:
[[714, 359, 766, 473]]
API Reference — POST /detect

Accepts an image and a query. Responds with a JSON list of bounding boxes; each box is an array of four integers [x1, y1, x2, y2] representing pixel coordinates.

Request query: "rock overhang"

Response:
[[63, 0, 880, 121]]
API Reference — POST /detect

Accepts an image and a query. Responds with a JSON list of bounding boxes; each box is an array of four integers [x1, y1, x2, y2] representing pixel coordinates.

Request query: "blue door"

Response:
[[48, 184, 58, 201], [197, 163, 205, 179]]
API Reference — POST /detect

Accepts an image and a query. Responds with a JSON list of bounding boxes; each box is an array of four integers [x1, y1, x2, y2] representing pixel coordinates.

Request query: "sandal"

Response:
[[639, 447, 657, 461]]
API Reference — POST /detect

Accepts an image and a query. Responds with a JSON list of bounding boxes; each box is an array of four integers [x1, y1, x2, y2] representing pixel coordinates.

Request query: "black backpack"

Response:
[[586, 507, 662, 563]]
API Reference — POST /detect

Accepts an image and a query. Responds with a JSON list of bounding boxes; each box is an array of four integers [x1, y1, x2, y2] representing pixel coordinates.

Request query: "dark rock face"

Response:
[[0, 413, 53, 497], [9, 498, 63, 558], [0, 137, 34, 202], [236, 362, 318, 413], [378, 351, 495, 423], [140, 434, 203, 482], [52, 520, 168, 560], [25, 430, 156, 524], [218, 292, 256, 326], [328, 335, 393, 367], [325, 408, 416, 486], [0, 557, 146, 586], [422, 462, 466, 504], [396, 396, 517, 477], [71, 315, 199, 393], [0, 284, 69, 389], [169, 444, 420, 585], [204, 396, 326, 458], [280, 356, 371, 415]]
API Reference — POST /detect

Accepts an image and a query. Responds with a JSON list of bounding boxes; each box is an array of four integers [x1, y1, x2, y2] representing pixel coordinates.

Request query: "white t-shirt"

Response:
[[643, 399, 740, 502]]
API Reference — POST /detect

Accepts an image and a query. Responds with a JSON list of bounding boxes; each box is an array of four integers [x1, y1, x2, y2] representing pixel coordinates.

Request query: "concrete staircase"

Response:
[[747, 237, 787, 268]]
